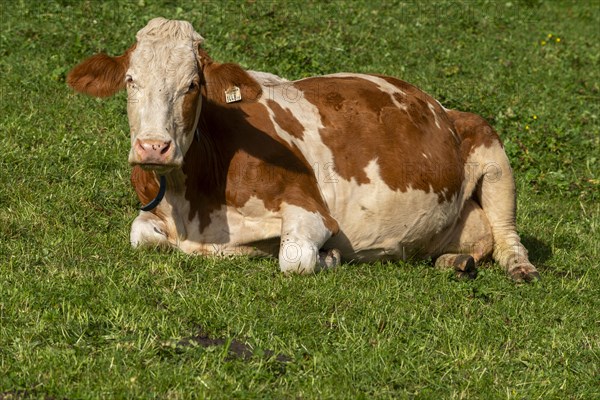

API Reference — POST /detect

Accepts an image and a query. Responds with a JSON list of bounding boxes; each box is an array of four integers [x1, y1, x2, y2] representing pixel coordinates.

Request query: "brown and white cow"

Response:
[[67, 18, 539, 281]]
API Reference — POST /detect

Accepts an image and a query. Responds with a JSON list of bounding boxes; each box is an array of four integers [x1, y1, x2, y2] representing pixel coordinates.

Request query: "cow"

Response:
[[67, 18, 540, 282]]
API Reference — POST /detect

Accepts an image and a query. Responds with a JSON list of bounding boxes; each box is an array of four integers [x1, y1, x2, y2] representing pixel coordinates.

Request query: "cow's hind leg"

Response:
[[477, 148, 540, 282], [449, 111, 540, 282], [278, 205, 339, 274], [435, 199, 494, 279]]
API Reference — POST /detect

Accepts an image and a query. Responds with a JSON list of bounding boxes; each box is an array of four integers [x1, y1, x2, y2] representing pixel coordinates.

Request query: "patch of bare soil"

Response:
[[176, 327, 292, 363]]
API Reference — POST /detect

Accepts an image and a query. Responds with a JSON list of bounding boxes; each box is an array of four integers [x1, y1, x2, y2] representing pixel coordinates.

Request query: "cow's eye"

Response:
[[125, 75, 135, 87], [187, 81, 198, 93]]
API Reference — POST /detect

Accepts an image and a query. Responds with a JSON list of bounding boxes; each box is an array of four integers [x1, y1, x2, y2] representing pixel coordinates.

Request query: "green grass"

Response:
[[1, 0, 599, 398]]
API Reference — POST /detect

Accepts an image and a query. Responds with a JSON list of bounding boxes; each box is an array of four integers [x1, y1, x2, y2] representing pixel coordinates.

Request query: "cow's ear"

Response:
[[67, 44, 135, 98], [196, 46, 212, 69]]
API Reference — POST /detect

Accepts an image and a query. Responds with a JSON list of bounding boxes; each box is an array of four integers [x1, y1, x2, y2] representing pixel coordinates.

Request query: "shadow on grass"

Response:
[[521, 234, 552, 265], [520, 234, 569, 278]]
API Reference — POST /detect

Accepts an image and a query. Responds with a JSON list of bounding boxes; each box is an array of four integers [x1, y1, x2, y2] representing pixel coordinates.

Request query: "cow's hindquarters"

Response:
[[447, 111, 539, 282]]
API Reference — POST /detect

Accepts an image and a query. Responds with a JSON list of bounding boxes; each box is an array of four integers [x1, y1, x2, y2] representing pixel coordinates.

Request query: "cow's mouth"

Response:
[[134, 162, 178, 174]]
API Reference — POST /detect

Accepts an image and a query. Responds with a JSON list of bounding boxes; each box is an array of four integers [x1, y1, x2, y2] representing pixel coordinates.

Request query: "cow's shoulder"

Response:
[[189, 75, 339, 234]]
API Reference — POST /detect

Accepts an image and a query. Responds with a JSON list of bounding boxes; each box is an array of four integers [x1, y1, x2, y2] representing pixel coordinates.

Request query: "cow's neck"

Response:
[[180, 118, 227, 194]]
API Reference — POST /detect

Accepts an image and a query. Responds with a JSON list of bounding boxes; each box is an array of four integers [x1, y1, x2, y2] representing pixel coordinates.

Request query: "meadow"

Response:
[[1, 1, 599, 398]]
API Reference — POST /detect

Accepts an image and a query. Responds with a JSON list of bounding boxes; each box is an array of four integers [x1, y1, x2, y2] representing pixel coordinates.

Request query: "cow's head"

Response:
[[67, 18, 204, 174]]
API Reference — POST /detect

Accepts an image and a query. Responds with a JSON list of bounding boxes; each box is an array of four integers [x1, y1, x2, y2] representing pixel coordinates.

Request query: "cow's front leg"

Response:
[[278, 205, 339, 274], [130, 211, 170, 249]]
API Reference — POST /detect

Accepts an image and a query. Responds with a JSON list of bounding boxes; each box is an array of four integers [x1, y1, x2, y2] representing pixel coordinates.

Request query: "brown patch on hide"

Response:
[[297, 75, 464, 202], [266, 99, 305, 140]]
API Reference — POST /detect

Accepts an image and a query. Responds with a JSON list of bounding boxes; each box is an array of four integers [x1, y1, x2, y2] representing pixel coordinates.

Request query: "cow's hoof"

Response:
[[508, 263, 541, 283], [435, 254, 477, 279], [319, 248, 341, 270], [453, 254, 477, 280]]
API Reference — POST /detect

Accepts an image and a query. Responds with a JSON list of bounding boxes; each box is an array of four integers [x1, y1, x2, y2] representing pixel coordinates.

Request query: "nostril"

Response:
[[135, 139, 172, 158], [160, 141, 171, 155], [135, 139, 145, 152]]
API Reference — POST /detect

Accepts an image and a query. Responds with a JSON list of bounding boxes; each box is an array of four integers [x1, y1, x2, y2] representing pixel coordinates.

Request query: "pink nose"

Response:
[[134, 139, 173, 164]]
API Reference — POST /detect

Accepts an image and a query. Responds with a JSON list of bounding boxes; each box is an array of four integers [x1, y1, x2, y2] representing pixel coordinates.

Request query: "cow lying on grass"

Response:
[[67, 18, 539, 282]]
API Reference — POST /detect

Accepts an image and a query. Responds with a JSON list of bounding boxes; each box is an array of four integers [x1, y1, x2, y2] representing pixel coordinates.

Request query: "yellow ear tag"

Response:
[[225, 86, 242, 103]]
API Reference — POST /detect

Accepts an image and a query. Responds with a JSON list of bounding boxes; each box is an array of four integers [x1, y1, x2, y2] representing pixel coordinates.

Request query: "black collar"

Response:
[[140, 175, 167, 212]]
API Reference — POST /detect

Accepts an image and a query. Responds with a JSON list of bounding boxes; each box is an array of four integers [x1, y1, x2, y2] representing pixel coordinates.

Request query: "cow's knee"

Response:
[[279, 241, 341, 274], [130, 212, 170, 248], [279, 238, 319, 274], [278, 205, 336, 275]]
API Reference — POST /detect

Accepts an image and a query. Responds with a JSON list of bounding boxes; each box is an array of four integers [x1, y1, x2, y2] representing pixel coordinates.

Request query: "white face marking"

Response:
[[125, 19, 203, 171]]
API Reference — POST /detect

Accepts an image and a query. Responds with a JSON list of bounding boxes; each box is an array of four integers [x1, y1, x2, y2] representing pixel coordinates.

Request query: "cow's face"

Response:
[[126, 22, 204, 173], [67, 18, 204, 174]]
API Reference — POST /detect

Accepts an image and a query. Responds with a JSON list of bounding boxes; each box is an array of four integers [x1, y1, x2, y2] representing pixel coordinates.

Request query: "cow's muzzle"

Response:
[[130, 138, 178, 171]]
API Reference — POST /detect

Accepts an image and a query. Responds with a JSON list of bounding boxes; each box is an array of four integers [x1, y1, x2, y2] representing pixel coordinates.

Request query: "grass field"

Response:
[[1, 0, 599, 398]]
